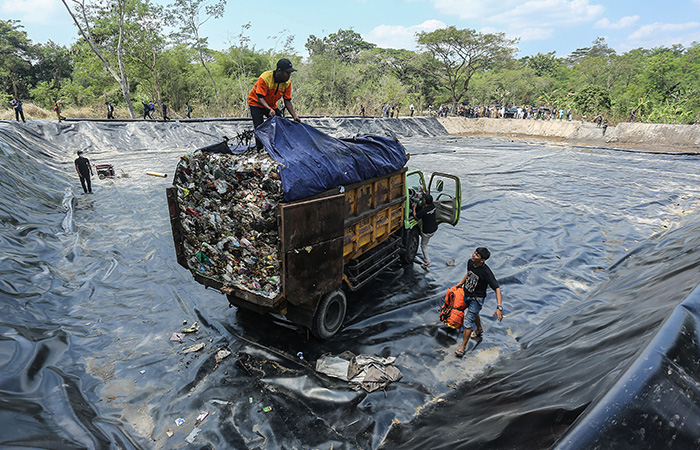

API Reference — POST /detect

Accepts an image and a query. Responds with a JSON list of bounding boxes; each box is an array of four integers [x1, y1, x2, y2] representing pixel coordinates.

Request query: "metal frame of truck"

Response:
[[166, 166, 460, 339]]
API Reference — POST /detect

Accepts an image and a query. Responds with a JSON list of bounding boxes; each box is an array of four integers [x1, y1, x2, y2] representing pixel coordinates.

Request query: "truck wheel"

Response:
[[312, 289, 347, 339], [402, 228, 420, 264]]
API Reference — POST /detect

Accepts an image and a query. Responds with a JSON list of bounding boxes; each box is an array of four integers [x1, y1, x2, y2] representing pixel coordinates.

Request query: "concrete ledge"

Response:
[[439, 117, 700, 153]]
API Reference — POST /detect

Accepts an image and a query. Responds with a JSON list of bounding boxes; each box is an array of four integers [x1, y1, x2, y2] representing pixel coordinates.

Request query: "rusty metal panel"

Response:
[[166, 187, 188, 269], [279, 193, 345, 305]]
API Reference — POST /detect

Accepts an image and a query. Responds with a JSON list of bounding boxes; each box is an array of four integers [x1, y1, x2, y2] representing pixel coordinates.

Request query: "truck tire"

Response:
[[402, 228, 420, 265], [312, 289, 347, 339]]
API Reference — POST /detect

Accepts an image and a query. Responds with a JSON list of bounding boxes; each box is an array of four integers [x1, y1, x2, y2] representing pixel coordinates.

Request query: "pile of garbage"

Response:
[[172, 149, 284, 298]]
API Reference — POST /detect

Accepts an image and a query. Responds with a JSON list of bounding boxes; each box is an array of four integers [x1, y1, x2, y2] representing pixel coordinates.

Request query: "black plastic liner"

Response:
[[1, 117, 700, 449]]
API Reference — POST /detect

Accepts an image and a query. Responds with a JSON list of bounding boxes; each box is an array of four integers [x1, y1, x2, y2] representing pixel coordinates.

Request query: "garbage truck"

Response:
[[166, 117, 461, 338]]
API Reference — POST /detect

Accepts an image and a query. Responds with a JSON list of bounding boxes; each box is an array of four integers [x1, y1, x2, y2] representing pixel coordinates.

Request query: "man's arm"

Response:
[[284, 98, 301, 122], [492, 287, 503, 321], [257, 95, 276, 117], [75, 161, 82, 177]]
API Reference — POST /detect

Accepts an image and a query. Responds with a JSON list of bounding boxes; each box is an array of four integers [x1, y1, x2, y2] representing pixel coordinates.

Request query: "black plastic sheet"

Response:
[[1, 117, 700, 449]]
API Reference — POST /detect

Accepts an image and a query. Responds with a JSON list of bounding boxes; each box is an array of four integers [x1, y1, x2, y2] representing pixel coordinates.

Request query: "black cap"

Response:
[[77, 150, 83, 155], [276, 58, 297, 73], [476, 247, 490, 260], [424, 194, 433, 204]]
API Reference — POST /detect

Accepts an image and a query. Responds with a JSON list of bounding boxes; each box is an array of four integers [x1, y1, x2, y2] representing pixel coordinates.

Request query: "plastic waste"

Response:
[[183, 342, 206, 354]]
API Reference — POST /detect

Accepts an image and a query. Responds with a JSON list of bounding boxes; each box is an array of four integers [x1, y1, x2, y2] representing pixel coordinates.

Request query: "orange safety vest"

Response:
[[440, 286, 467, 329]]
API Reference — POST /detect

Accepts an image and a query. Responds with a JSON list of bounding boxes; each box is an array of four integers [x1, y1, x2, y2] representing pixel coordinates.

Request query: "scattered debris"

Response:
[[182, 321, 199, 333], [139, 370, 146, 374], [166, 429, 174, 438], [262, 406, 272, 412], [183, 342, 206, 354], [195, 411, 209, 426], [215, 349, 231, 363], [175, 418, 185, 427], [170, 332, 185, 342], [146, 171, 167, 177], [185, 427, 201, 443], [316, 352, 403, 393]]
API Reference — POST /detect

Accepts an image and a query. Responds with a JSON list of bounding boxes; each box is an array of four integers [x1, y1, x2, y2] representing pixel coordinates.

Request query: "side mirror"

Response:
[[436, 179, 444, 192]]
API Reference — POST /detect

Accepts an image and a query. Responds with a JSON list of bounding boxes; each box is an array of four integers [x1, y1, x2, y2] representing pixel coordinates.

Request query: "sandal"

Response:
[[455, 349, 465, 358]]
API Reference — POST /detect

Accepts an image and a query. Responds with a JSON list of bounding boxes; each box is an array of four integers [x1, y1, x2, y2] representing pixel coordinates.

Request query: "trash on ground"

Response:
[[175, 417, 185, 426], [146, 171, 167, 177], [195, 411, 209, 425], [184, 427, 201, 443], [183, 342, 206, 354], [262, 406, 272, 412], [316, 351, 403, 392], [215, 349, 231, 363], [139, 370, 146, 374], [171, 149, 284, 299], [182, 321, 199, 333], [170, 332, 185, 342], [166, 429, 174, 438]]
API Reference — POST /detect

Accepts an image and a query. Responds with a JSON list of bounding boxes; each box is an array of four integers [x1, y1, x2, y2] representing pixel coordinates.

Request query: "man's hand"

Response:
[[493, 308, 504, 322], [268, 108, 276, 117]]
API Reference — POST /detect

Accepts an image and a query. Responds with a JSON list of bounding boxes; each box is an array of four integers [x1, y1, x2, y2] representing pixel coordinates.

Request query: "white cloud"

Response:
[[519, 27, 555, 41], [625, 21, 700, 49], [365, 19, 447, 49], [429, 0, 605, 42], [595, 16, 639, 30], [431, 0, 604, 25], [0, 0, 60, 24]]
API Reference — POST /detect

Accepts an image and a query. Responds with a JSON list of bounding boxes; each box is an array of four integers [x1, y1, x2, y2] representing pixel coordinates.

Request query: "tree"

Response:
[[0, 20, 34, 97], [167, 0, 227, 117], [417, 26, 518, 109], [33, 41, 73, 89], [572, 85, 611, 116], [119, 0, 168, 107], [306, 29, 375, 63], [524, 52, 560, 77], [567, 37, 616, 64], [62, 0, 136, 118]]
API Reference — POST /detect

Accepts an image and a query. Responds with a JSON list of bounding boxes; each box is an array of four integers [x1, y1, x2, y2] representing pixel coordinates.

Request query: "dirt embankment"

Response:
[[439, 117, 700, 153]]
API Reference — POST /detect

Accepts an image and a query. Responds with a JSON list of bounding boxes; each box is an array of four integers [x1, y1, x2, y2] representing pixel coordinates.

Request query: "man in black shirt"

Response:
[[412, 194, 438, 268], [455, 247, 504, 357], [74, 150, 93, 194]]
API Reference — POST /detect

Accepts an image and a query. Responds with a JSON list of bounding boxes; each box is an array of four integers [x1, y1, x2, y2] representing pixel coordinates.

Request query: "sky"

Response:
[[3, 0, 700, 59]]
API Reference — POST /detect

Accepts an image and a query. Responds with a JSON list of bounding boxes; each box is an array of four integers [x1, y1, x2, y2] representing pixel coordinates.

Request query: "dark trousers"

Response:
[[15, 109, 25, 122], [250, 105, 280, 149], [79, 173, 92, 194]]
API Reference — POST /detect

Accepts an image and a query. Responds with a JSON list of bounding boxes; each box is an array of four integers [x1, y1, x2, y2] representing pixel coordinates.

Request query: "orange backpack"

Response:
[[440, 286, 467, 329]]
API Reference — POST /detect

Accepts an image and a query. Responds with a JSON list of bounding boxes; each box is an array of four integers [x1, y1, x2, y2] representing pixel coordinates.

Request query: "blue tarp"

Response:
[[255, 116, 408, 201]]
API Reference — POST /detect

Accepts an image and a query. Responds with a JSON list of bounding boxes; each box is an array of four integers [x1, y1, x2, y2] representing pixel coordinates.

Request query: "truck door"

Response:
[[428, 173, 461, 226]]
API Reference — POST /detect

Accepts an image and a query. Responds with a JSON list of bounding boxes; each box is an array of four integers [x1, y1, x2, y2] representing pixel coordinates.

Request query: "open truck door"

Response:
[[428, 173, 461, 226]]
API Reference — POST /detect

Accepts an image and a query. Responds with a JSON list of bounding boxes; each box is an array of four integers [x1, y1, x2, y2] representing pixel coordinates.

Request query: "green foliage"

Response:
[[416, 26, 519, 106], [306, 29, 375, 63], [2, 17, 699, 123], [524, 52, 559, 77], [0, 19, 34, 96], [573, 85, 611, 116]]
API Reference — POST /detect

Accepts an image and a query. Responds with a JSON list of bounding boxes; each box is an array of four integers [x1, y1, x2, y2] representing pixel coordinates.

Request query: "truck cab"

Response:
[[401, 169, 461, 264]]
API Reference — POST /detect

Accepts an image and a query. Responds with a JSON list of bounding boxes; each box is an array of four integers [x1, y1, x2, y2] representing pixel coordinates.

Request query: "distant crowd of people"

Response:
[[433, 104, 574, 121]]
